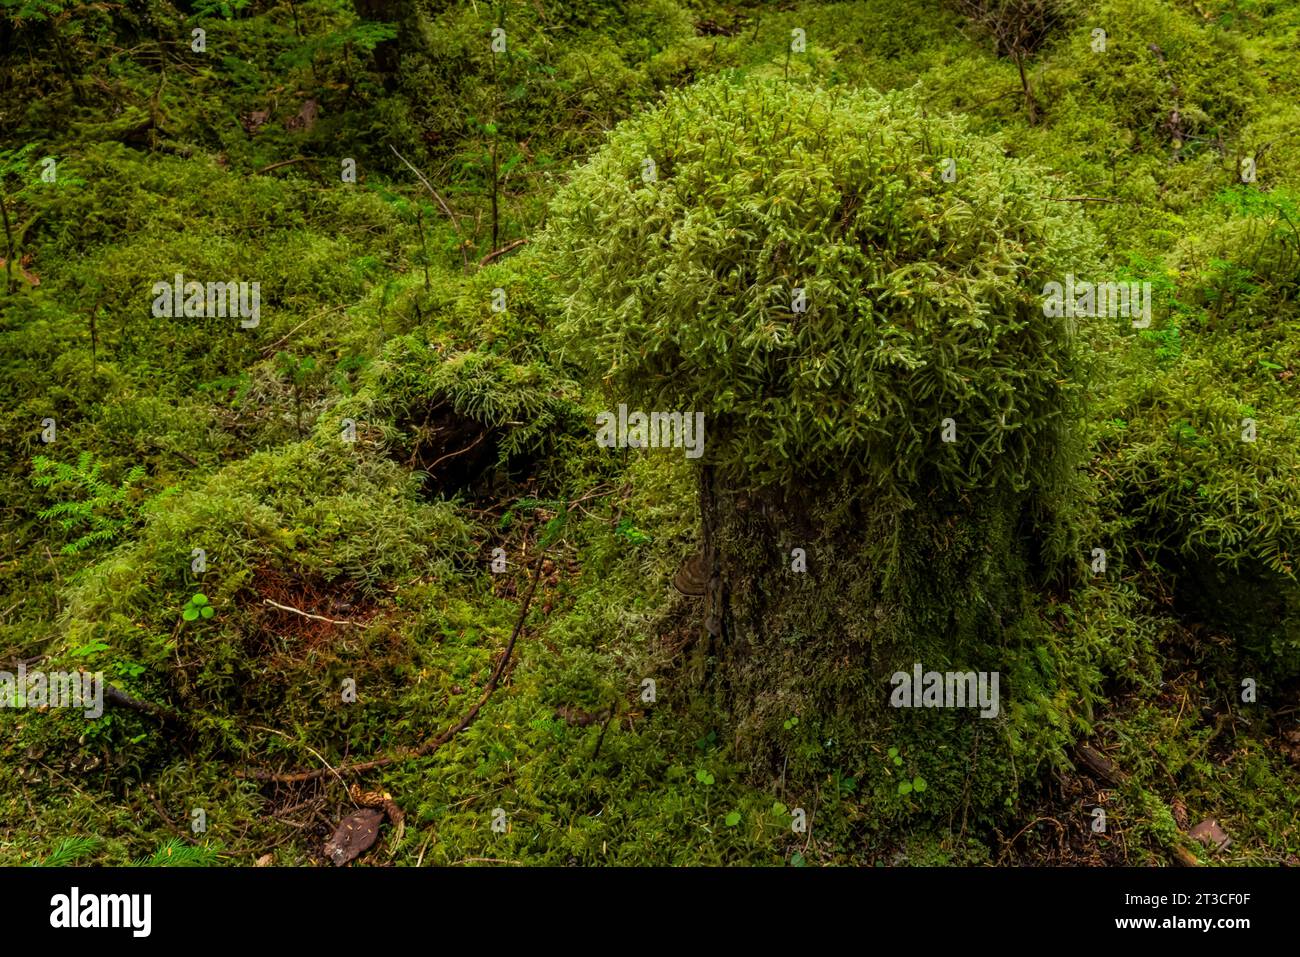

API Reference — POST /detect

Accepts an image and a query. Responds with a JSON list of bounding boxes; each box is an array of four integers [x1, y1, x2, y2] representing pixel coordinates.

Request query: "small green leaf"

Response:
[[912, 776, 927, 793], [539, 511, 567, 547], [200, 605, 215, 619], [182, 607, 199, 622], [898, 781, 913, 796], [191, 594, 208, 606], [724, 811, 741, 827]]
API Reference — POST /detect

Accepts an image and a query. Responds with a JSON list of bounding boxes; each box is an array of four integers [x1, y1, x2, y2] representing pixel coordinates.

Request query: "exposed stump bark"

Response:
[[696, 464, 1038, 779]]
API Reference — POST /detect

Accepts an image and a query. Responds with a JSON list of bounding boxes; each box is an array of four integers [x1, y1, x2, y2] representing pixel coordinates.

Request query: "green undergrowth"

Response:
[[1, 0, 1297, 866]]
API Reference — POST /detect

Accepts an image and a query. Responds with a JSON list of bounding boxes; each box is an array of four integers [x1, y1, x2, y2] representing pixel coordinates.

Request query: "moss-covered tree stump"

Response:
[[546, 77, 1107, 806]]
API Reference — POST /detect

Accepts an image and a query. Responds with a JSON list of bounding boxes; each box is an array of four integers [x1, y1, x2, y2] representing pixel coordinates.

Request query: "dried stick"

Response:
[[479, 238, 527, 267], [261, 598, 362, 628], [389, 144, 469, 268], [1048, 196, 1124, 204]]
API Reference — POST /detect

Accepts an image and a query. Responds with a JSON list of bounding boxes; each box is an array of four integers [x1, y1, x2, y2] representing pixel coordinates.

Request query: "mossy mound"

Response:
[[1094, 188, 1300, 678], [3, 0, 1297, 869], [543, 75, 1131, 818], [21, 441, 480, 768], [545, 76, 1099, 495]]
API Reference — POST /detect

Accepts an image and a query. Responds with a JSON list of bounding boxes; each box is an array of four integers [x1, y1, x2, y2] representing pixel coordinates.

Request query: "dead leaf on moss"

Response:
[[1281, 729, 1300, 764], [1188, 818, 1231, 851], [285, 98, 318, 133], [0, 255, 40, 286], [323, 808, 384, 866]]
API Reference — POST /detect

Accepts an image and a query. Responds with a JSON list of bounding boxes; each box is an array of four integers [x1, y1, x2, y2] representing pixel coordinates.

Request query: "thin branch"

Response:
[[249, 724, 350, 792], [478, 237, 527, 267], [261, 598, 362, 628], [1048, 196, 1124, 204], [389, 144, 470, 268], [452, 857, 523, 865], [261, 305, 345, 355], [102, 683, 189, 726], [145, 439, 199, 468], [425, 431, 490, 474], [591, 703, 617, 761], [257, 156, 326, 184], [257, 156, 311, 174]]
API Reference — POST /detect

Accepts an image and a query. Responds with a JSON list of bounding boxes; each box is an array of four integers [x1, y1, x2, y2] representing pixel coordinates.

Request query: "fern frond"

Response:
[[31, 836, 102, 867], [132, 839, 221, 867]]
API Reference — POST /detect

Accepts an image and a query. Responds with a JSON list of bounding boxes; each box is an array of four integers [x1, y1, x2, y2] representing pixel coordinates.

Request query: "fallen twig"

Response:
[[261, 598, 363, 628], [389, 144, 469, 268], [257, 156, 311, 174], [452, 857, 523, 866], [591, 704, 617, 761], [261, 305, 345, 355], [145, 439, 199, 468], [479, 238, 527, 267], [254, 155, 326, 183], [143, 786, 190, 839], [1074, 743, 1201, 866], [1048, 196, 1124, 205], [425, 431, 490, 474], [1073, 743, 1128, 787], [103, 683, 189, 727]]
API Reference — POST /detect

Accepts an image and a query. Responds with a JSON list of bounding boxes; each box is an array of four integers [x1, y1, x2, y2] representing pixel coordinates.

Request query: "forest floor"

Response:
[[1, 0, 1298, 866]]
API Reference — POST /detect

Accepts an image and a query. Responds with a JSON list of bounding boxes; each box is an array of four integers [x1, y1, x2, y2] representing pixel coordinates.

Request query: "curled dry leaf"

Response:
[[1188, 818, 1231, 851], [285, 98, 318, 133], [1281, 729, 1300, 764], [323, 808, 384, 866], [673, 551, 707, 597]]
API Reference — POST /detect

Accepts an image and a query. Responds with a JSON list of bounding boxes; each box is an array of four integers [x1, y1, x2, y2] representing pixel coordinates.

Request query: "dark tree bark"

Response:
[[696, 464, 1036, 778], [352, 0, 404, 81]]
